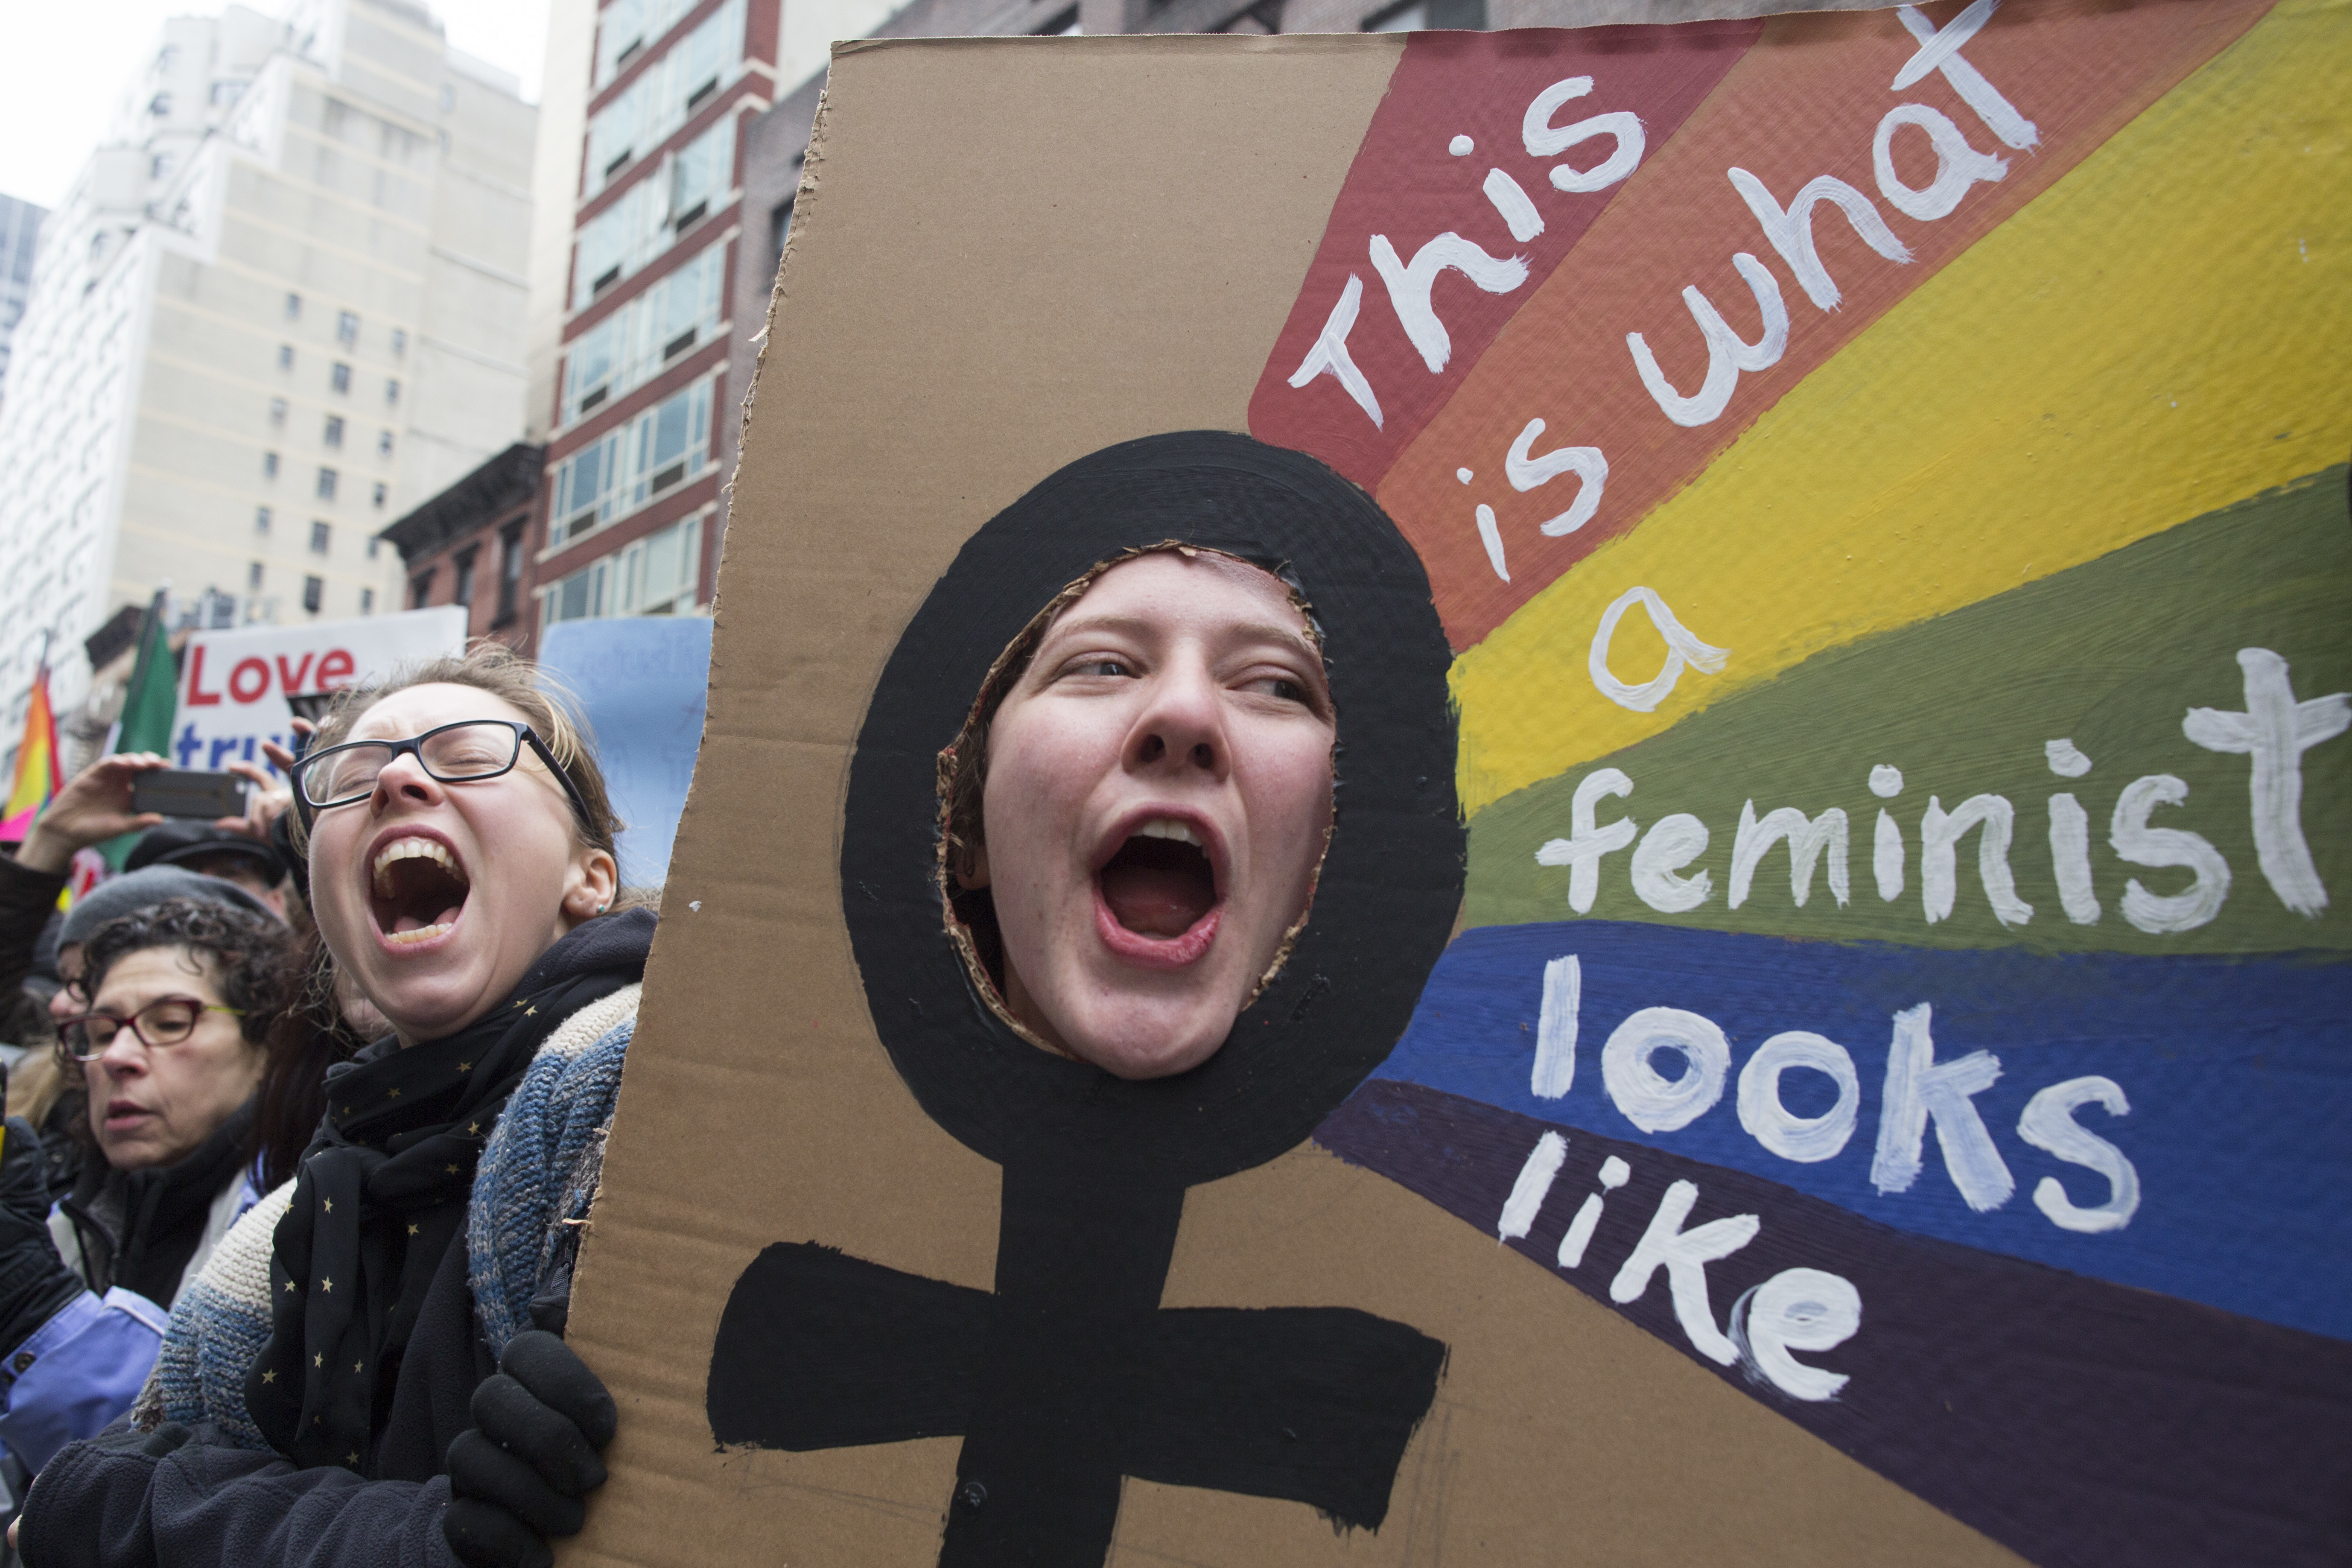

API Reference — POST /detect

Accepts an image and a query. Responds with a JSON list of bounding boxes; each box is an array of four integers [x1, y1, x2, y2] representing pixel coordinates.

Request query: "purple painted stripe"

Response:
[[1316, 1079, 2352, 1568]]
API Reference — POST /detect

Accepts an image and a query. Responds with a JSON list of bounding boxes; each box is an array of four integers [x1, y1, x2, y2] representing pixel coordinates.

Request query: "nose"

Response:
[[95, 1029, 149, 1078], [1125, 657, 1229, 782], [373, 749, 445, 810]]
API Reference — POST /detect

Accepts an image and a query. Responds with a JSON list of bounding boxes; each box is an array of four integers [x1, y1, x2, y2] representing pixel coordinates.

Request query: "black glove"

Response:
[[444, 1330, 619, 1568], [0, 1115, 85, 1355]]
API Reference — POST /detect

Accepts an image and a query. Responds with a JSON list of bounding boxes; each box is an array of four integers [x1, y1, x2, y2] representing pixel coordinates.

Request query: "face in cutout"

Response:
[[964, 550, 1335, 1080], [306, 683, 616, 1045]]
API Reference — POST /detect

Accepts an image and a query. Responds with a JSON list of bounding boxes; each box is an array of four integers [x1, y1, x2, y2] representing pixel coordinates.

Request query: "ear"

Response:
[[562, 844, 621, 924]]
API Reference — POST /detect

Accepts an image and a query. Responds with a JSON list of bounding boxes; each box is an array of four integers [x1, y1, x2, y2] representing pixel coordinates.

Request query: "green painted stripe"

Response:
[[1464, 467, 2352, 955]]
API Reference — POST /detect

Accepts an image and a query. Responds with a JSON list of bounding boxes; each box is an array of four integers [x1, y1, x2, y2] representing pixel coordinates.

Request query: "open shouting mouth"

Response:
[[1094, 814, 1223, 968], [371, 832, 471, 948]]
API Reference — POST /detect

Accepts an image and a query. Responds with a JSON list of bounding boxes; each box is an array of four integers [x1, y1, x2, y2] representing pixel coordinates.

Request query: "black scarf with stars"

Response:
[[245, 910, 653, 1471]]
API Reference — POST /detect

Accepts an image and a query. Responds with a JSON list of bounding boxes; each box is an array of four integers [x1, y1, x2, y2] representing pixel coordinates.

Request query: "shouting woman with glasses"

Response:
[[16, 646, 652, 1568], [0, 898, 294, 1492]]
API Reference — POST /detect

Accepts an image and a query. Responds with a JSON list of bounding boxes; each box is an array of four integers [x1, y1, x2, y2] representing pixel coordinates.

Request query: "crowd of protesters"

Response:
[[0, 645, 648, 1568]]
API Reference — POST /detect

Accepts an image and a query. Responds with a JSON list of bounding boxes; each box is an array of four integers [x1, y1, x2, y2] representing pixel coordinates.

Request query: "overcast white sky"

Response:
[[0, 0, 552, 212]]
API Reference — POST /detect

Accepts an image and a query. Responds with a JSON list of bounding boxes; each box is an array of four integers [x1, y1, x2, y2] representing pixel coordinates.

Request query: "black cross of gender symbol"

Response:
[[708, 1150, 1447, 1566]]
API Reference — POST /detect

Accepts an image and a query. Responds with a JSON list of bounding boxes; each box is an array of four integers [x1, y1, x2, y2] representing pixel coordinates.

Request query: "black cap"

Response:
[[123, 820, 287, 885]]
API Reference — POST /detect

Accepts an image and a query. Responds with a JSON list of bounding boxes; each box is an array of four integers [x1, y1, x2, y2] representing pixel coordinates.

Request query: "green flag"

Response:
[[101, 590, 177, 869]]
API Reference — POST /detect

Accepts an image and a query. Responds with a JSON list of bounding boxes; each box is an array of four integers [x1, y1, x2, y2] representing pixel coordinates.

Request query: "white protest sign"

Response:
[[170, 607, 467, 775]]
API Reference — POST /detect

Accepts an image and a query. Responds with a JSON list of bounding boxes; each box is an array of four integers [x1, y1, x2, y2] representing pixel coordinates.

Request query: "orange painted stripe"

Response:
[[1376, 0, 2275, 651]]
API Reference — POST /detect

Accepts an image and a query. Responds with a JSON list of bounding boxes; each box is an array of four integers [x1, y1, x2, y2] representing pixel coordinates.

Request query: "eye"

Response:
[[1066, 658, 1134, 679], [1242, 672, 1317, 707]]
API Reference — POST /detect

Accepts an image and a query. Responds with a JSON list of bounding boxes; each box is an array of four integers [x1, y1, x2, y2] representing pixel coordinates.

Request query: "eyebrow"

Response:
[[1040, 613, 1323, 661]]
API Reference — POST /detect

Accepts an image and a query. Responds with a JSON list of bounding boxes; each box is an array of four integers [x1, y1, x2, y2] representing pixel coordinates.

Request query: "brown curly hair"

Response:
[[61, 898, 299, 1072]]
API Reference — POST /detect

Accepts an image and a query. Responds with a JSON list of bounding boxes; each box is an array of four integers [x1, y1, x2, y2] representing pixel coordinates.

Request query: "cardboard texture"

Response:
[[569, 6, 2351, 1565]]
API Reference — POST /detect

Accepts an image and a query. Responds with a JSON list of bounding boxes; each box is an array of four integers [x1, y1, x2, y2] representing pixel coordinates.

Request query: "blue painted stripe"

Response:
[[1374, 922, 2352, 1339]]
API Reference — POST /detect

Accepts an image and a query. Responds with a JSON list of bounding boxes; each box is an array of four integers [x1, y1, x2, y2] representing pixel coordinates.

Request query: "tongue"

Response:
[[391, 901, 464, 935], [1101, 862, 1211, 938]]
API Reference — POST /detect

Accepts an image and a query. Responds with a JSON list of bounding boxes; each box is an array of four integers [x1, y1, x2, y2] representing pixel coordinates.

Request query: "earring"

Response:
[[595, 901, 609, 915]]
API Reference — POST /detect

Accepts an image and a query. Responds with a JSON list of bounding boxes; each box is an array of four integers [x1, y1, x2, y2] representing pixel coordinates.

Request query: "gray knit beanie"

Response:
[[58, 866, 276, 950]]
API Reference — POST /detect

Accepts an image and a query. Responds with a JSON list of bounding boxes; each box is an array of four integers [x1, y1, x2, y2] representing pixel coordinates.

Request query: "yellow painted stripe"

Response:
[[1449, 0, 2352, 817]]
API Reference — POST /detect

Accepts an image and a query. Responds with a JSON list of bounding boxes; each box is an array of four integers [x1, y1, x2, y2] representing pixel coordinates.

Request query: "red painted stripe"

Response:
[[1246, 20, 1763, 491]]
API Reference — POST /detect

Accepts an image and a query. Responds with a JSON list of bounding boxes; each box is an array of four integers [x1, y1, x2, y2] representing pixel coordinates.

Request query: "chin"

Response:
[[99, 1138, 166, 1171], [1059, 1008, 1235, 1080]]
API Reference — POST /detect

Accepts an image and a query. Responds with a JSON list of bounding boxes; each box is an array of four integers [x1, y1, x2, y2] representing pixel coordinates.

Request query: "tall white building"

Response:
[[0, 0, 537, 740], [0, 194, 43, 411]]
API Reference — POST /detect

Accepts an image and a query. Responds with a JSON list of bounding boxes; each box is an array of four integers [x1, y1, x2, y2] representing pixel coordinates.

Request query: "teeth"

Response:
[[387, 923, 453, 945], [372, 837, 466, 896], [1135, 819, 1203, 847]]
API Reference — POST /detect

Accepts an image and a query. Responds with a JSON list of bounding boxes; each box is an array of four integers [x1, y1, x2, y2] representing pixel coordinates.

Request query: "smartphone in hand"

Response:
[[129, 768, 250, 820]]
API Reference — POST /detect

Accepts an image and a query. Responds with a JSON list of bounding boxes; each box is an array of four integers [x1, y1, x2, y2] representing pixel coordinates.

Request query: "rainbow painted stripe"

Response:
[[1252, 4, 2352, 1563]]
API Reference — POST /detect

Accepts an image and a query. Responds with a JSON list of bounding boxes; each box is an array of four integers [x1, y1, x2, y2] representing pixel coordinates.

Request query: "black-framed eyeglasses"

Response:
[[289, 719, 592, 830], [58, 996, 245, 1062]]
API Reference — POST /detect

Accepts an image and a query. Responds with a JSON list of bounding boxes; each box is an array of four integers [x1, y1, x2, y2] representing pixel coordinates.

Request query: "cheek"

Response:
[[1255, 733, 1336, 830], [1246, 737, 1336, 883], [983, 715, 1091, 860], [482, 796, 584, 902], [310, 827, 370, 941]]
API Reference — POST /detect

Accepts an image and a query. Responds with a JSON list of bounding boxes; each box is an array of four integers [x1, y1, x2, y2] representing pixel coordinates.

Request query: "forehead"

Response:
[[348, 682, 534, 742], [1046, 551, 1312, 642], [92, 944, 216, 1002]]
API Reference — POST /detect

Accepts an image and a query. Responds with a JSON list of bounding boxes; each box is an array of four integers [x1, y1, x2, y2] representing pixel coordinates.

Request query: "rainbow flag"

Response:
[[1, 662, 60, 843]]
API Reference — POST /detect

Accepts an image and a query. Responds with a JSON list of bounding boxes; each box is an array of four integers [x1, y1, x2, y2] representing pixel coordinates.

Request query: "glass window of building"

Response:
[[303, 575, 324, 614], [337, 310, 359, 346], [269, 397, 287, 427], [285, 292, 301, 319], [316, 467, 337, 500], [560, 238, 725, 425], [263, 451, 280, 479], [254, 505, 271, 534], [497, 521, 526, 622], [330, 362, 351, 394], [542, 512, 701, 626], [278, 344, 294, 370], [324, 415, 344, 448]]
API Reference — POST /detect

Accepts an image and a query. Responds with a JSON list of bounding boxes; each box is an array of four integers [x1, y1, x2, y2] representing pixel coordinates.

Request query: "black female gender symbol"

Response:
[[707, 432, 1465, 1565]]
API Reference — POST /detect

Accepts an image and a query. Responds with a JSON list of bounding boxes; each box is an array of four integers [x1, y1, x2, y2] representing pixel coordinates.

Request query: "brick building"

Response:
[[379, 441, 545, 648]]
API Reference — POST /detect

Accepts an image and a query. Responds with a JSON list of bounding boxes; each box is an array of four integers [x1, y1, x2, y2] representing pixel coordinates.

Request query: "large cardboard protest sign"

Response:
[[172, 608, 467, 774], [569, 6, 2352, 1565]]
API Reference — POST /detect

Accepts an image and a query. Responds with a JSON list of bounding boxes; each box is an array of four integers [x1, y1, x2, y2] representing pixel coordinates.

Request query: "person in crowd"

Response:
[[0, 896, 295, 1484], [123, 823, 289, 921], [2, 752, 287, 1031], [15, 646, 649, 1568], [6, 871, 283, 1216], [943, 545, 1337, 1079]]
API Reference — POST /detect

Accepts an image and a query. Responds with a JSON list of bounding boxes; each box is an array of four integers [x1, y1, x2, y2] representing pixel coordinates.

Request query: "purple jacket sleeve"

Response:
[[18, 1422, 460, 1568], [0, 1290, 166, 1474]]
